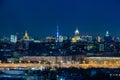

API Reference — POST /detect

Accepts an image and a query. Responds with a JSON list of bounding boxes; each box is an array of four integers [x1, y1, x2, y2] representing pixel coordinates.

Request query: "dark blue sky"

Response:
[[0, 0, 120, 38]]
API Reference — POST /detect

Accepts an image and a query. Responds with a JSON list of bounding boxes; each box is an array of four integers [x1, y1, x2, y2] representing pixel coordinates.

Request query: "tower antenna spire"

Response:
[[106, 30, 109, 37], [56, 25, 60, 42], [56, 25, 59, 38]]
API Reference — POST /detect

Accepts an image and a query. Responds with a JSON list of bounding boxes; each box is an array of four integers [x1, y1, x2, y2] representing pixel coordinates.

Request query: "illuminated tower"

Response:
[[72, 28, 81, 42], [105, 31, 109, 37], [56, 25, 59, 38], [75, 28, 80, 36], [23, 31, 30, 50], [23, 31, 30, 40], [104, 30, 112, 42], [56, 25, 59, 42]]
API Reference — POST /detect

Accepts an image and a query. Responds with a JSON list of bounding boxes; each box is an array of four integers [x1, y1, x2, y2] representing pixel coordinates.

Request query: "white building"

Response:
[[10, 35, 17, 43]]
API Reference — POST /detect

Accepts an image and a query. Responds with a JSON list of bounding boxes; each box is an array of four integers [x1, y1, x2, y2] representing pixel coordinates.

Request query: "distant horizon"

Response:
[[0, 28, 119, 40]]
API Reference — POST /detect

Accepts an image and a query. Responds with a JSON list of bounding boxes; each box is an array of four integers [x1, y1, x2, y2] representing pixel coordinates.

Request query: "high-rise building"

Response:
[[72, 28, 81, 42], [81, 35, 92, 42], [99, 44, 104, 52], [105, 31, 109, 37], [23, 31, 30, 40], [75, 28, 80, 36], [23, 31, 31, 50], [97, 36, 101, 42], [45, 36, 56, 42], [10, 35, 17, 43], [58, 36, 64, 42], [116, 37, 120, 42], [104, 30, 112, 42]]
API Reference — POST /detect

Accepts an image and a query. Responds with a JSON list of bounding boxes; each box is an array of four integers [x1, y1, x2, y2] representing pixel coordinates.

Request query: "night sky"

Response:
[[0, 0, 120, 38]]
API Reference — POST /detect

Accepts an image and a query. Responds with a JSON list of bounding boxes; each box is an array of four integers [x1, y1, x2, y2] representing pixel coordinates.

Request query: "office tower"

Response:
[[97, 36, 101, 42], [10, 35, 17, 43]]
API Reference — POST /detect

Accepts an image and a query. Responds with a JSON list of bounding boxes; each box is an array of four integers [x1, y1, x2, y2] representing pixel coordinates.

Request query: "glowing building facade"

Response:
[[97, 36, 101, 42], [104, 30, 112, 42], [23, 31, 30, 50], [23, 31, 30, 40], [72, 28, 81, 42], [106, 31, 109, 37], [10, 35, 17, 43], [81, 35, 92, 42]]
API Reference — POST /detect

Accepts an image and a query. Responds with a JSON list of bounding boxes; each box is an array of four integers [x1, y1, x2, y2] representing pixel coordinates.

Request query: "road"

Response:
[[0, 63, 119, 69]]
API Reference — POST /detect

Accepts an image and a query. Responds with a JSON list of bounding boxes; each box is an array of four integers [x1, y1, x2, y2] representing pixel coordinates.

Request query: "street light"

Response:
[[60, 60, 63, 64], [0, 60, 2, 63], [8, 60, 11, 63], [19, 61, 21, 63], [28, 60, 30, 63]]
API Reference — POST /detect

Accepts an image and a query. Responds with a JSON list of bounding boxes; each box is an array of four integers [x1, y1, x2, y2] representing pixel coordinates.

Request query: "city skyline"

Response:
[[0, 0, 120, 38], [0, 28, 118, 40], [0, 0, 120, 79]]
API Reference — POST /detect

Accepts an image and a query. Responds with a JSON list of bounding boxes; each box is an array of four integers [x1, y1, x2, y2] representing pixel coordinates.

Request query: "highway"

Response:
[[0, 62, 119, 70]]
